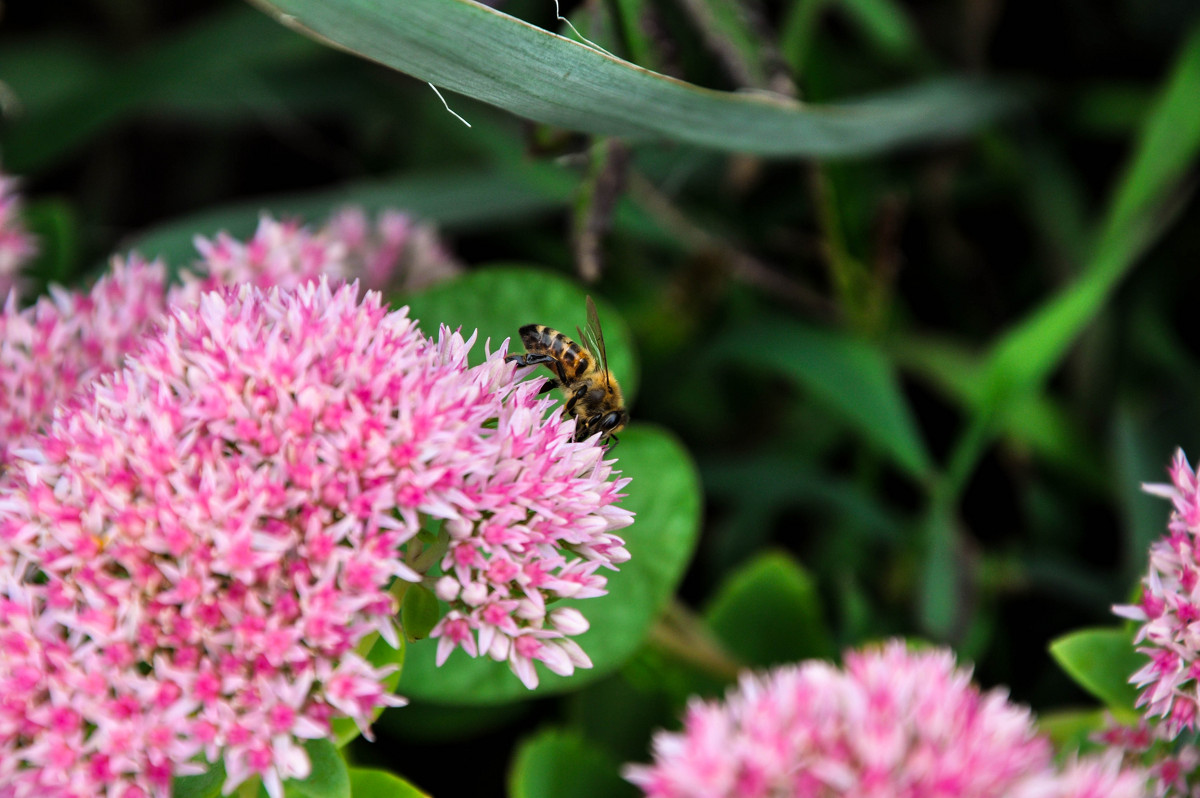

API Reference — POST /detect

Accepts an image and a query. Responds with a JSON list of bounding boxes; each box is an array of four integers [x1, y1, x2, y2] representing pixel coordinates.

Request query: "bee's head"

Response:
[[599, 409, 628, 437], [576, 409, 628, 446]]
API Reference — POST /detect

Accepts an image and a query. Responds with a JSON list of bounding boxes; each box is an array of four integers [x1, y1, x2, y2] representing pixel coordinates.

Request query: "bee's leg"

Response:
[[505, 353, 557, 368], [563, 385, 587, 415]]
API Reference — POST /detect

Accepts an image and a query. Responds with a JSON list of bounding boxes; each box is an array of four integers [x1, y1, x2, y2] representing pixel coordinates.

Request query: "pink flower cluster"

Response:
[[625, 641, 1146, 798], [0, 173, 37, 299], [0, 210, 459, 470], [1115, 449, 1200, 737], [0, 257, 168, 469], [0, 280, 631, 796], [1095, 718, 1200, 796], [189, 208, 459, 299]]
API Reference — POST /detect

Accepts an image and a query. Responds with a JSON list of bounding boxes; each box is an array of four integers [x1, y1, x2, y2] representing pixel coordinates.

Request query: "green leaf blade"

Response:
[[249, 0, 1018, 157], [715, 319, 934, 479]]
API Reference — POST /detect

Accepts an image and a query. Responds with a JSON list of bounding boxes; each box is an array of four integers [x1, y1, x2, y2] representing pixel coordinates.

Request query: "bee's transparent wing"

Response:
[[580, 295, 610, 389]]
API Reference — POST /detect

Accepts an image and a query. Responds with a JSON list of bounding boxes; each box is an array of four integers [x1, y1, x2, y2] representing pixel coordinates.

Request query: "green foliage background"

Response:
[[4, 0, 1200, 795]]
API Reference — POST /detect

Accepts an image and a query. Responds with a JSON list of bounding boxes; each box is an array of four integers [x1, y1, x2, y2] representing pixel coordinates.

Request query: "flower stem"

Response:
[[648, 598, 744, 681]]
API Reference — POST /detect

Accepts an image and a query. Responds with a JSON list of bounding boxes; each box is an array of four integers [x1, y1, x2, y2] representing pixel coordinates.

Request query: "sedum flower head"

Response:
[[0, 256, 168, 468], [0, 279, 631, 797], [188, 210, 459, 300], [625, 641, 1145, 798], [1114, 449, 1200, 738], [0, 208, 459, 471]]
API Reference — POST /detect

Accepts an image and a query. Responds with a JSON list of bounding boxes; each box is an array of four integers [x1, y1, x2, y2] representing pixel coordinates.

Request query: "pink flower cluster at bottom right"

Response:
[[625, 640, 1146, 798]]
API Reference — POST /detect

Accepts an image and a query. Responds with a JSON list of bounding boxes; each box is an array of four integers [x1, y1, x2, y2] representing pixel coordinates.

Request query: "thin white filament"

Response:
[[553, 0, 614, 56], [427, 83, 472, 128]]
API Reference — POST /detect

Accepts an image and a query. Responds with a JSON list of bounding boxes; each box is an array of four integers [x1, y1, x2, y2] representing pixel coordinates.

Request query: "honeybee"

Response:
[[505, 296, 628, 446]]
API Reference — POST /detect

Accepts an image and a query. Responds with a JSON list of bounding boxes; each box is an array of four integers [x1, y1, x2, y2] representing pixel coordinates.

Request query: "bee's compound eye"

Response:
[[600, 412, 622, 431]]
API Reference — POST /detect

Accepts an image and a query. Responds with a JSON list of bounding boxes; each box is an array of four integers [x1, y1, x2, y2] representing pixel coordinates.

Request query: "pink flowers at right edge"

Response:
[[624, 640, 1147, 798], [1114, 449, 1200, 737], [0, 171, 38, 300]]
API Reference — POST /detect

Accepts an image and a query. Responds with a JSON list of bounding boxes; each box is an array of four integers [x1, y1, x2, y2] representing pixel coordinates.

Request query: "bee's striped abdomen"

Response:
[[519, 325, 591, 382]]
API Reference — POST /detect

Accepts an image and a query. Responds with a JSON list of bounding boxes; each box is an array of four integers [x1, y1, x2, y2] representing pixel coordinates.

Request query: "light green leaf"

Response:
[[705, 551, 836, 666], [348, 768, 430, 798], [893, 335, 1104, 486], [834, 0, 922, 60], [508, 729, 636, 798], [248, 0, 1017, 157], [981, 21, 1200, 403], [714, 319, 933, 479], [1048, 628, 1143, 713], [281, 740, 350, 798], [397, 424, 701, 704]]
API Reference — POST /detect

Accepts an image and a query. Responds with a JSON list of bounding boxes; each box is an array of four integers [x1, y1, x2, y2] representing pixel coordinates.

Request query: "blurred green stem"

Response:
[[648, 599, 744, 681], [805, 164, 883, 332], [626, 170, 835, 317]]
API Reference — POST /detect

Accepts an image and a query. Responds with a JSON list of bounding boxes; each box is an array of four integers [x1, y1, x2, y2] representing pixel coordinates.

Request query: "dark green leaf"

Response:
[[674, 0, 773, 87], [173, 759, 226, 798], [123, 173, 571, 271], [704, 550, 836, 665], [248, 0, 1018, 157], [1048, 628, 1143, 713], [714, 319, 933, 478], [397, 424, 701, 703], [508, 729, 637, 798], [402, 584, 441, 642], [0, 7, 320, 172]]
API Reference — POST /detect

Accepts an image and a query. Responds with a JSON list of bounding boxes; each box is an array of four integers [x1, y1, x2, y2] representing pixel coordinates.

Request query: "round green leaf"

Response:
[[348, 768, 430, 798], [1048, 627, 1143, 713], [508, 729, 637, 798], [280, 739, 349, 798], [400, 265, 639, 402], [396, 423, 701, 703], [704, 550, 836, 666], [402, 584, 441, 642]]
